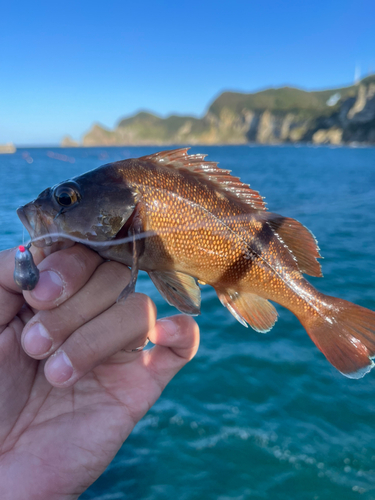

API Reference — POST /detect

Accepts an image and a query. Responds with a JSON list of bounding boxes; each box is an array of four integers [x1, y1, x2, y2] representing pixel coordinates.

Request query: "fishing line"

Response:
[[17, 208, 363, 319], [25, 215, 258, 249], [27, 230, 155, 249], [24, 215, 324, 316], [24, 211, 300, 249], [273, 190, 375, 217]]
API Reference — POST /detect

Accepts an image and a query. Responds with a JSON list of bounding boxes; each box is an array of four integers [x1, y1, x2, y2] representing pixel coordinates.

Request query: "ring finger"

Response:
[[44, 291, 156, 387]]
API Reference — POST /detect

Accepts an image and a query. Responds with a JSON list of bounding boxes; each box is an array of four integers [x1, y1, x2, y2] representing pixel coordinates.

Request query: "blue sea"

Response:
[[1, 145, 375, 500]]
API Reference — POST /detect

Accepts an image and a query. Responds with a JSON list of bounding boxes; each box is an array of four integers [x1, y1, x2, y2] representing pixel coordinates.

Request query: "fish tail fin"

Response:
[[301, 295, 375, 378]]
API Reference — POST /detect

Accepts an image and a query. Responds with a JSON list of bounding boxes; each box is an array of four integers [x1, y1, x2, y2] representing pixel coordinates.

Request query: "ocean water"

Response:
[[1, 145, 375, 500]]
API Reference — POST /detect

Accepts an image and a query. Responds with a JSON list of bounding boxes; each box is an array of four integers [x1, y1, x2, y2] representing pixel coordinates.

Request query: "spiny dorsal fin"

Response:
[[264, 214, 322, 277], [216, 288, 278, 332], [140, 148, 267, 211]]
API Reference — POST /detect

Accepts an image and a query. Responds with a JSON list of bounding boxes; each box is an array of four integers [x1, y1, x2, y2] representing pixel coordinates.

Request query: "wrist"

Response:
[[0, 453, 81, 500]]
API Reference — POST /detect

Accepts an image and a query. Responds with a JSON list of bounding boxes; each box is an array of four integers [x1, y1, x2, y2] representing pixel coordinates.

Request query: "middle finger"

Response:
[[22, 260, 131, 358]]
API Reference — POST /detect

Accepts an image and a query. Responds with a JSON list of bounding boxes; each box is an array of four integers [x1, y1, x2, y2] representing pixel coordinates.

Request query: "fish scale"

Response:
[[136, 175, 301, 296]]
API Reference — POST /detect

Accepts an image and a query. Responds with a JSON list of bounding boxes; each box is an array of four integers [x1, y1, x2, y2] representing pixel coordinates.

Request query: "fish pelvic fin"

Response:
[[139, 148, 267, 211], [217, 289, 278, 333], [262, 213, 322, 277], [301, 296, 375, 378], [148, 270, 201, 315]]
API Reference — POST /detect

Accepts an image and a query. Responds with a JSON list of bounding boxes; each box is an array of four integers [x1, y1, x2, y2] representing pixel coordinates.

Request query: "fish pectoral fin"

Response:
[[217, 289, 278, 333], [148, 271, 201, 315]]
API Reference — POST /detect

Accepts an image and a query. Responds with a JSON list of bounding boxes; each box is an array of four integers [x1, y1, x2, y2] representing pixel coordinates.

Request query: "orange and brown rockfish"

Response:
[[17, 148, 375, 378]]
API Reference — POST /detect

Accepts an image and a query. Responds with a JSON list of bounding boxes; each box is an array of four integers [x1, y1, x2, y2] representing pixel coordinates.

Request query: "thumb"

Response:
[[143, 315, 200, 391]]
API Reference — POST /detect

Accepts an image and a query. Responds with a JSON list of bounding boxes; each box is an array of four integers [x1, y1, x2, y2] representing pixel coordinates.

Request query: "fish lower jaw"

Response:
[[37, 235, 54, 247], [31, 233, 61, 247], [31, 235, 75, 256], [17, 205, 62, 250]]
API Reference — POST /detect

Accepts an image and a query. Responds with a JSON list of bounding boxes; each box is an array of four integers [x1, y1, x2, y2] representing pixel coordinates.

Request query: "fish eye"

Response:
[[54, 182, 81, 208]]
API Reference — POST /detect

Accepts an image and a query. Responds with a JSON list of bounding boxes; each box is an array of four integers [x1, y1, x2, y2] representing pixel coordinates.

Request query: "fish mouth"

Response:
[[17, 205, 73, 254], [17, 205, 54, 247], [17, 206, 35, 238]]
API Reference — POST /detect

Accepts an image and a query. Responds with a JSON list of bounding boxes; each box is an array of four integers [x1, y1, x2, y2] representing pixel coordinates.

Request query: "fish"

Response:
[[17, 148, 375, 379]]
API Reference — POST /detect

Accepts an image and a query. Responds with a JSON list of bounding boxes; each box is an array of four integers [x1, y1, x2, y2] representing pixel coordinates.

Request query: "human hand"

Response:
[[0, 244, 199, 500]]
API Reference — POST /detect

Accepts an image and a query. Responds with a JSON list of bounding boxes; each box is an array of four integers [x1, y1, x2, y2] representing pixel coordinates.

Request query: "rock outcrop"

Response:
[[61, 135, 79, 147], [67, 75, 375, 146], [0, 143, 16, 154]]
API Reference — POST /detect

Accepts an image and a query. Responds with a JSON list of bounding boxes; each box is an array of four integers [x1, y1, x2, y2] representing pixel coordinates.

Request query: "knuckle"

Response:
[[101, 261, 131, 285], [72, 325, 98, 356], [130, 293, 157, 324], [181, 314, 199, 332], [69, 245, 101, 275], [174, 316, 200, 358], [38, 244, 101, 278]]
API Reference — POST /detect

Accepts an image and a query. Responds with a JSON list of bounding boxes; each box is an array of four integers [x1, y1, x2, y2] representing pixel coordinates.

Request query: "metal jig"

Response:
[[14, 243, 40, 291]]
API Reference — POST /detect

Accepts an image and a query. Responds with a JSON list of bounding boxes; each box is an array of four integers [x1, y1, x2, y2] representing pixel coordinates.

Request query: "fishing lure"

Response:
[[14, 244, 40, 291]]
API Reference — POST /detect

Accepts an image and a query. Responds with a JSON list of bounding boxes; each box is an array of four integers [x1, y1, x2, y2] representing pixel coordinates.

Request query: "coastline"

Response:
[[0, 143, 16, 154]]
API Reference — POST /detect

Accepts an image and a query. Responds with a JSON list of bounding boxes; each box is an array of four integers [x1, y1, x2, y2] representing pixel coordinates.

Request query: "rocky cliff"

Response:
[[74, 75, 375, 147]]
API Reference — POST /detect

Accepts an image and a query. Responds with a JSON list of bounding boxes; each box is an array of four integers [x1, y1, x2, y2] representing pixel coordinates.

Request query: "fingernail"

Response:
[[31, 270, 64, 302], [158, 319, 178, 336], [46, 351, 74, 384], [24, 322, 52, 356]]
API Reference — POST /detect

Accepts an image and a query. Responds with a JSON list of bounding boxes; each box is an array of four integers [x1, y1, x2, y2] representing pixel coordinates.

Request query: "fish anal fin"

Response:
[[139, 148, 267, 211], [217, 289, 278, 333], [148, 270, 201, 315], [265, 215, 323, 277]]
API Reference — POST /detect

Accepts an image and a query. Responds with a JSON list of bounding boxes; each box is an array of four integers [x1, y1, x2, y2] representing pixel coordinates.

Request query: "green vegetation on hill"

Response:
[[117, 112, 207, 142], [76, 75, 375, 147], [208, 84, 357, 118]]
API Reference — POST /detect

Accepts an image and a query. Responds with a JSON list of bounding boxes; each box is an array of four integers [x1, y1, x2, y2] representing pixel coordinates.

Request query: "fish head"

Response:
[[17, 163, 138, 250]]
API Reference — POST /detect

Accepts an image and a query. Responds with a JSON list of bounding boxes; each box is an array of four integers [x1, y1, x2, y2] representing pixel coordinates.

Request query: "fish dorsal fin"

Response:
[[148, 270, 201, 315], [263, 214, 322, 277], [139, 148, 267, 211], [216, 288, 278, 333]]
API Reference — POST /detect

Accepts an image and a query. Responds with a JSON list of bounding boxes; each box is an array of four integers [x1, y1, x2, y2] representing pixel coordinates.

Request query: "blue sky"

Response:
[[1, 0, 374, 145]]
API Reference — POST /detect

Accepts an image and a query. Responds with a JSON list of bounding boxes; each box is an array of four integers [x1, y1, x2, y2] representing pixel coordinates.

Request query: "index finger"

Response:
[[24, 244, 104, 311], [0, 248, 25, 329]]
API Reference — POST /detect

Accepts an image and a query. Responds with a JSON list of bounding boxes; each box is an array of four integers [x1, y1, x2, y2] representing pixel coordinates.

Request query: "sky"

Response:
[[0, 0, 374, 146]]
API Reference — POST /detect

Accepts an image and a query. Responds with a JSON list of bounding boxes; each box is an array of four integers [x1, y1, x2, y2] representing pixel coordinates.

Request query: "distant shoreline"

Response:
[[12, 142, 375, 150], [62, 75, 375, 148], [0, 143, 16, 154]]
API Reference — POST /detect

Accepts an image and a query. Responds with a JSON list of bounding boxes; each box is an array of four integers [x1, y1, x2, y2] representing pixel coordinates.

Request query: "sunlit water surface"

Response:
[[1, 145, 375, 500]]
